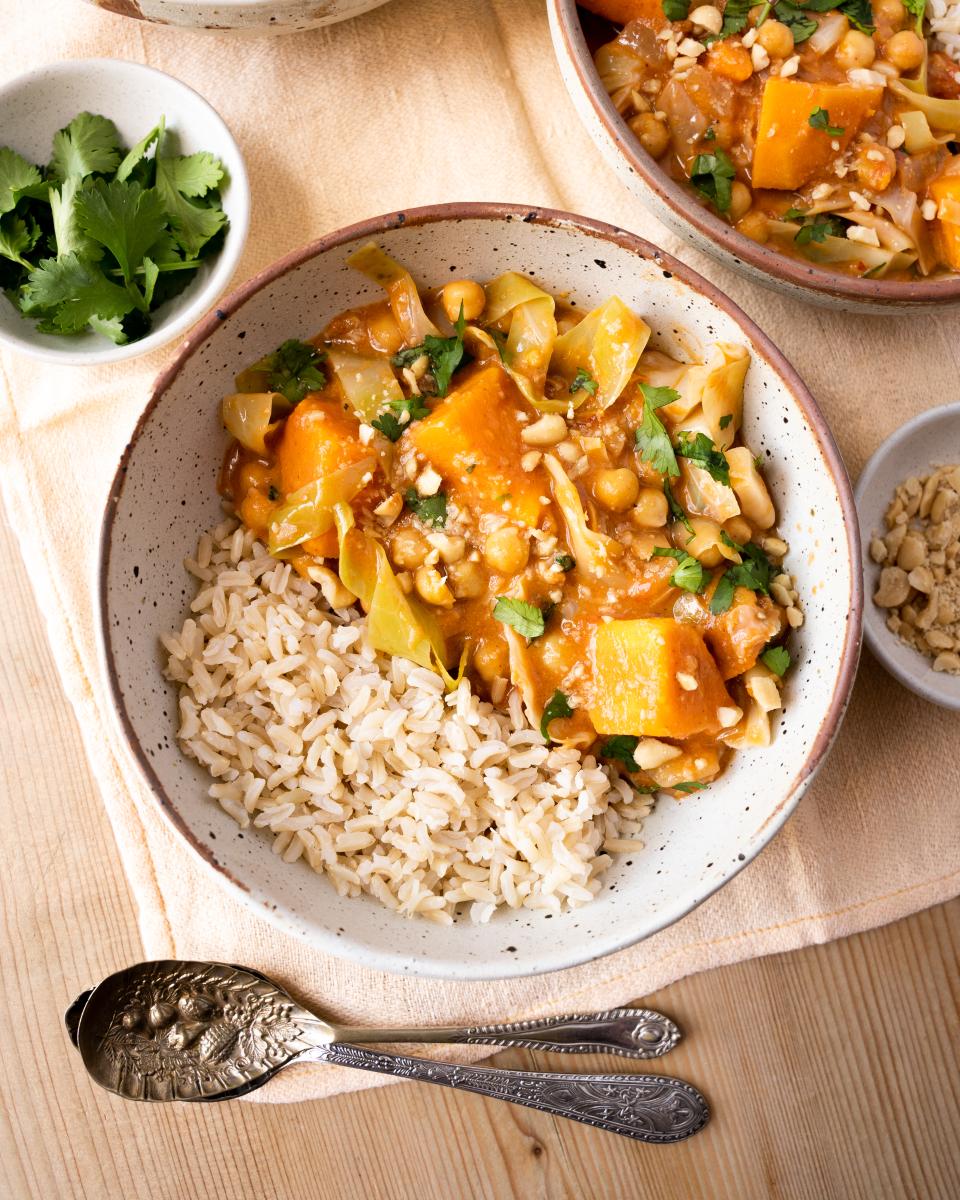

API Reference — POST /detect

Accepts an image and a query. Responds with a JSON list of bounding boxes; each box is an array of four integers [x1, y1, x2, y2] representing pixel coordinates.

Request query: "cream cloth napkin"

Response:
[[1, 0, 958, 1105]]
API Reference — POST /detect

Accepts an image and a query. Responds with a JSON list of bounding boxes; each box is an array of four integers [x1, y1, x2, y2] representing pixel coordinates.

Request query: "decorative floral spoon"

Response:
[[65, 961, 708, 1143]]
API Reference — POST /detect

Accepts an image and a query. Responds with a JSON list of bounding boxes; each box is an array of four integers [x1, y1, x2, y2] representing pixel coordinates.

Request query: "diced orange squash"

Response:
[[929, 167, 960, 271], [752, 79, 883, 191], [705, 41, 753, 83], [589, 618, 734, 739], [277, 397, 369, 557], [705, 588, 784, 680], [579, 0, 666, 25], [409, 364, 549, 526]]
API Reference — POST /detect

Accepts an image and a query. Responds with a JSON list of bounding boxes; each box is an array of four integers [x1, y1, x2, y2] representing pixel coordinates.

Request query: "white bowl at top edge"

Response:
[[856, 402, 960, 710], [0, 59, 249, 366], [547, 0, 960, 314], [78, 0, 392, 32], [98, 203, 862, 980]]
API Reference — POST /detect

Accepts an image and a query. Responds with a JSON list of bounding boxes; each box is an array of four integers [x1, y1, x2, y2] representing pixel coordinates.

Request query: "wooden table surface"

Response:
[[0, 504, 957, 1200]]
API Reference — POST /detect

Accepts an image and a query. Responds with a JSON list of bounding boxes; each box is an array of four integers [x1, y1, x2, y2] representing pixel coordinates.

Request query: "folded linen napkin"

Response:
[[1, 0, 957, 1104]]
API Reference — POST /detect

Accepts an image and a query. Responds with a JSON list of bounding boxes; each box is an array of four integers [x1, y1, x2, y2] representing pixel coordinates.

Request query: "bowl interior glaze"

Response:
[[100, 206, 862, 979]]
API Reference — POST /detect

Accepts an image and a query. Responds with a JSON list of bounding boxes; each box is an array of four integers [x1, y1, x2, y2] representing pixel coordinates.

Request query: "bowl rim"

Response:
[[98, 201, 864, 979], [855, 400, 960, 710], [548, 0, 960, 307], [0, 57, 250, 366]]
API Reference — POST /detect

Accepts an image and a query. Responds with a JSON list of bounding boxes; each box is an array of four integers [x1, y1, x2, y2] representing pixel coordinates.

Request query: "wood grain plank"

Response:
[[0, 507, 957, 1200]]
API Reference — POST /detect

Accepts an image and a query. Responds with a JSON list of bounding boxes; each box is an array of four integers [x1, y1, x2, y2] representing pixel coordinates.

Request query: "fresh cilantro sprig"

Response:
[[601, 735, 642, 773], [661, 0, 691, 17], [804, 0, 874, 33], [371, 393, 430, 441], [556, 553, 576, 571], [404, 488, 448, 528], [392, 303, 468, 397], [258, 340, 327, 404], [676, 431, 731, 486], [652, 547, 708, 593], [761, 645, 791, 675], [705, 0, 752, 41], [570, 366, 599, 397], [690, 149, 736, 214], [635, 383, 680, 477], [540, 689, 575, 741], [710, 534, 773, 614], [772, 1, 818, 42], [674, 781, 707, 793], [904, 0, 927, 33], [493, 596, 550, 639], [809, 108, 845, 136], [0, 111, 229, 344], [794, 214, 848, 246]]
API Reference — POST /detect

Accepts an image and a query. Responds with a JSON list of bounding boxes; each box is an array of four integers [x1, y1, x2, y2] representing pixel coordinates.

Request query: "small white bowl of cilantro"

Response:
[[0, 58, 249, 365]]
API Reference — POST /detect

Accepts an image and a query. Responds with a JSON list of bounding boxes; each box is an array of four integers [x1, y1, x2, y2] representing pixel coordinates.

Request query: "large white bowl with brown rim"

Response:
[[80, 0, 391, 31], [547, 0, 960, 313], [98, 203, 863, 979]]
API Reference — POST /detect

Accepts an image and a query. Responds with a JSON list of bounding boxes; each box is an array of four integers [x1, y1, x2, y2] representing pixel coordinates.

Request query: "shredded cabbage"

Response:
[[222, 391, 283, 455], [550, 296, 650, 411], [767, 221, 918, 276], [900, 108, 941, 154], [679, 459, 741, 525], [506, 296, 558, 397], [542, 454, 621, 577], [268, 458, 375, 555], [484, 272, 553, 324], [699, 345, 749, 450], [347, 243, 440, 343], [327, 347, 405, 422], [890, 81, 960, 133]]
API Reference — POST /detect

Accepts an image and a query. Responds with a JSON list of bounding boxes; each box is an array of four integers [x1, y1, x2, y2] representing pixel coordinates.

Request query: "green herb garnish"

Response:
[[556, 553, 576, 571], [794, 214, 848, 246], [392, 303, 467, 397], [772, 1, 818, 42], [719, 414, 733, 430], [804, 0, 874, 33], [540, 689, 575, 741], [257, 340, 327, 404], [689, 149, 736, 214], [903, 0, 927, 33], [710, 536, 773, 613], [673, 781, 707, 793], [493, 596, 547, 640], [601, 734, 641, 773], [809, 108, 845, 136], [635, 383, 680, 477], [652, 547, 708, 593], [676, 431, 731, 486], [371, 393, 430, 441], [661, 0, 691, 18], [761, 645, 791, 676], [570, 366, 599, 396], [404, 488, 448, 528], [664, 479, 695, 541]]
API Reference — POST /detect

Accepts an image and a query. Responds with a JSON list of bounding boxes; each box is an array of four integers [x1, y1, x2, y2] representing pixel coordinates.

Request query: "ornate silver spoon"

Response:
[[65, 961, 708, 1143]]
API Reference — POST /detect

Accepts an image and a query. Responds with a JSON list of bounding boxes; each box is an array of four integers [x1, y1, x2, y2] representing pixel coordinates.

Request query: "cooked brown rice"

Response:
[[163, 519, 650, 924]]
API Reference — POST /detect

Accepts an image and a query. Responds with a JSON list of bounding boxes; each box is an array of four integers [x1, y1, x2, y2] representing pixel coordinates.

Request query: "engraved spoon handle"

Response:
[[335, 1008, 680, 1059], [310, 1043, 708, 1143]]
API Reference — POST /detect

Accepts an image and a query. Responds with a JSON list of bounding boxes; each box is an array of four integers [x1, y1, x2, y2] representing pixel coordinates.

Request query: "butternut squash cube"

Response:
[[409, 364, 549, 526], [705, 589, 784, 680], [930, 167, 960, 272], [752, 79, 883, 191], [589, 618, 733, 739]]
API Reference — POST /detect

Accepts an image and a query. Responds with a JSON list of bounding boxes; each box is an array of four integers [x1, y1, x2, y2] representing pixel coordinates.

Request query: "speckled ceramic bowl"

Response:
[[547, 0, 960, 313], [80, 0, 391, 31], [0, 58, 249, 365], [856, 402, 960, 709], [99, 204, 862, 979]]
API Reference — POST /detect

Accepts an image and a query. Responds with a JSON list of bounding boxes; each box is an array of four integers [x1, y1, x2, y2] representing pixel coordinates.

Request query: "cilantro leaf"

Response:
[[493, 596, 546, 639], [903, 0, 927, 33], [0, 213, 41, 269], [115, 118, 164, 184], [75, 178, 167, 284], [664, 479, 695, 540], [809, 107, 845, 136], [556, 553, 576, 571], [49, 112, 122, 180], [706, 0, 752, 41], [795, 214, 848, 246], [690, 149, 736, 214], [0, 147, 41, 216], [652, 546, 707, 593], [371, 394, 430, 441], [635, 383, 680, 477], [404, 488, 448, 528], [20, 252, 136, 333], [158, 151, 225, 198], [155, 150, 227, 258], [773, 1, 818, 42], [540, 689, 574, 742], [661, 0, 691, 16], [709, 572, 737, 615], [761, 645, 791, 675], [676, 430, 731, 486], [719, 414, 733, 430], [50, 176, 100, 261], [570, 366, 599, 396], [393, 304, 468, 397], [710, 536, 773, 613], [258, 339, 327, 404], [804, 0, 874, 32], [673, 781, 707, 793], [601, 735, 641, 773]]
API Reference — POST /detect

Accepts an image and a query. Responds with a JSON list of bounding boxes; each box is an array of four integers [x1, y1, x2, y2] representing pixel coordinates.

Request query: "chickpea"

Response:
[[446, 558, 486, 599], [474, 636, 509, 683], [236, 460, 273, 495], [728, 181, 753, 224], [628, 112, 670, 160], [483, 526, 530, 575], [836, 29, 876, 69], [736, 210, 769, 243], [884, 29, 925, 71], [756, 19, 794, 58], [593, 468, 641, 513], [872, 0, 906, 26], [238, 488, 273, 536], [366, 308, 404, 355], [441, 279, 486, 324], [389, 526, 430, 570], [414, 565, 454, 608], [630, 486, 670, 529]]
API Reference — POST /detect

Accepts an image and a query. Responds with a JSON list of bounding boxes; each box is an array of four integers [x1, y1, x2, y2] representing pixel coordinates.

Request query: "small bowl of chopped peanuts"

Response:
[[857, 402, 960, 709]]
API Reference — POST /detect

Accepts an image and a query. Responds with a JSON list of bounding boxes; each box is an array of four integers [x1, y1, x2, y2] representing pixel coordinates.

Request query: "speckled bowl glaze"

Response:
[[547, 0, 960, 314], [856, 402, 960, 710], [0, 59, 249, 365], [99, 204, 863, 980], [80, 0, 391, 32]]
